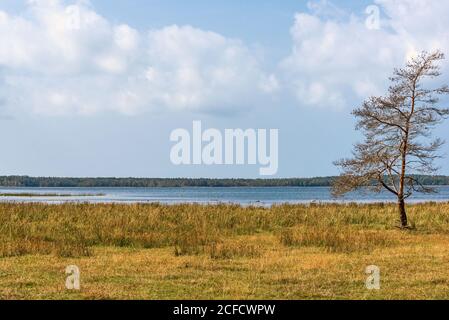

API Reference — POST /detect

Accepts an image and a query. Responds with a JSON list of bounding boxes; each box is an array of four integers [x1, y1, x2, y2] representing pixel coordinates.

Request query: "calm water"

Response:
[[1, 186, 449, 205]]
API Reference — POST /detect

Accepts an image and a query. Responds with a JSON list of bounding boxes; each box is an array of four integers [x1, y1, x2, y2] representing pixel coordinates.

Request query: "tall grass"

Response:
[[0, 202, 448, 258], [280, 226, 397, 253]]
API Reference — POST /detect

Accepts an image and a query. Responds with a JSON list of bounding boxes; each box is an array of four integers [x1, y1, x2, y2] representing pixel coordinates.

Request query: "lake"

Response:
[[1, 186, 449, 205]]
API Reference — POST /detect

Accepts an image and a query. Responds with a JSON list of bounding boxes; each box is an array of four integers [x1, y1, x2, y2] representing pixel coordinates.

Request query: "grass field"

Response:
[[0, 202, 449, 300]]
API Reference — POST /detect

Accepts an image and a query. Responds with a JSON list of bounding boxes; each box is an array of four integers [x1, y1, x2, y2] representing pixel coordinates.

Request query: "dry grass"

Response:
[[280, 226, 397, 253], [207, 240, 262, 260], [0, 202, 449, 299]]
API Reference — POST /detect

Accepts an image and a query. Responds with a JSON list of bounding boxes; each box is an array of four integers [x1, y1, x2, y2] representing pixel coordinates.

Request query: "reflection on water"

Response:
[[1, 186, 449, 205]]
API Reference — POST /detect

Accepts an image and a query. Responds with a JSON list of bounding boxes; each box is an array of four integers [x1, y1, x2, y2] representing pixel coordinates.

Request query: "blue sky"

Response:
[[0, 0, 448, 178]]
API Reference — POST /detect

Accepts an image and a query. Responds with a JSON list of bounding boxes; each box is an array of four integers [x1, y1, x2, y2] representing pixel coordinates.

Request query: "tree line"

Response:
[[0, 175, 448, 188]]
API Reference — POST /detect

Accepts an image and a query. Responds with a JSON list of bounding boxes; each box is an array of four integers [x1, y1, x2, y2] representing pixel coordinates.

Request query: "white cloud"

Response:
[[2, 0, 449, 116], [143, 25, 277, 113], [282, 0, 449, 109], [0, 0, 276, 116], [306, 0, 347, 20]]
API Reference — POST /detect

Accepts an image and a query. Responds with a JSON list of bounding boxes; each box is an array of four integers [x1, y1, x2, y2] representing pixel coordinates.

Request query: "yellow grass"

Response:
[[0, 202, 449, 300]]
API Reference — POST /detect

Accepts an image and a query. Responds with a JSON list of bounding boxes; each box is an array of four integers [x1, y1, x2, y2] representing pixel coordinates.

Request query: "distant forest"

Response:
[[0, 175, 449, 188]]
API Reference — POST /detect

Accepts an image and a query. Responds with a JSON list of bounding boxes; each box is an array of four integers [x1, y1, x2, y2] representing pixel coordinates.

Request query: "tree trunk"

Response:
[[398, 198, 408, 228]]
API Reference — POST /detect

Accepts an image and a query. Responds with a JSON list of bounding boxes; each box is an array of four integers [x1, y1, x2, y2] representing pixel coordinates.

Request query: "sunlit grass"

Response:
[[0, 202, 449, 299]]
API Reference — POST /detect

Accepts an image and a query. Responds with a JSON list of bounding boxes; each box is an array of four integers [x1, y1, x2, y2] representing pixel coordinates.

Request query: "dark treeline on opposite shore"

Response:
[[0, 175, 449, 188]]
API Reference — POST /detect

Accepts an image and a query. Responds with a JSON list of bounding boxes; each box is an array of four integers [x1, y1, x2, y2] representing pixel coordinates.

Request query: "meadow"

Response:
[[0, 202, 449, 300]]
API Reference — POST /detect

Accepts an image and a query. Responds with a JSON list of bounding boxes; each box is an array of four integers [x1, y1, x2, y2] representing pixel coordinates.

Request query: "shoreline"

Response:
[[1, 199, 449, 206], [1, 186, 449, 205]]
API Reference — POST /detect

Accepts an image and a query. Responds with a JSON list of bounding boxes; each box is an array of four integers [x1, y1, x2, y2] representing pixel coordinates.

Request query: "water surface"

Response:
[[1, 186, 449, 205]]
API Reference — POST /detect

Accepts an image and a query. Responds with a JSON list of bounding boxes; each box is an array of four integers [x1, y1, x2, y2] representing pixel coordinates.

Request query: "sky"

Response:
[[0, 0, 448, 178]]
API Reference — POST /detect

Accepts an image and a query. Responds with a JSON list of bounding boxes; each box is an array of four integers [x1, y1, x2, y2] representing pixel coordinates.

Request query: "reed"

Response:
[[0, 202, 448, 258], [1, 202, 449, 299]]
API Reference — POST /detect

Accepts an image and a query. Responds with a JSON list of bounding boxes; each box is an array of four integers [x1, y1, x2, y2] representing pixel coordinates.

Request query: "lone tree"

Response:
[[333, 51, 449, 228]]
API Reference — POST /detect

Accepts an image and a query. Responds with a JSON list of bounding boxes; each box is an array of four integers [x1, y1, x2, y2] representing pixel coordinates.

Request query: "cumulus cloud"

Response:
[[1, 0, 449, 116], [282, 0, 449, 110], [0, 0, 277, 116], [143, 25, 278, 113]]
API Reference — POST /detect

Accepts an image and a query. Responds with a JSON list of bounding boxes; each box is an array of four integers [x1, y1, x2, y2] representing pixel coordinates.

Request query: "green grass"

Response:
[[0, 202, 449, 299]]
